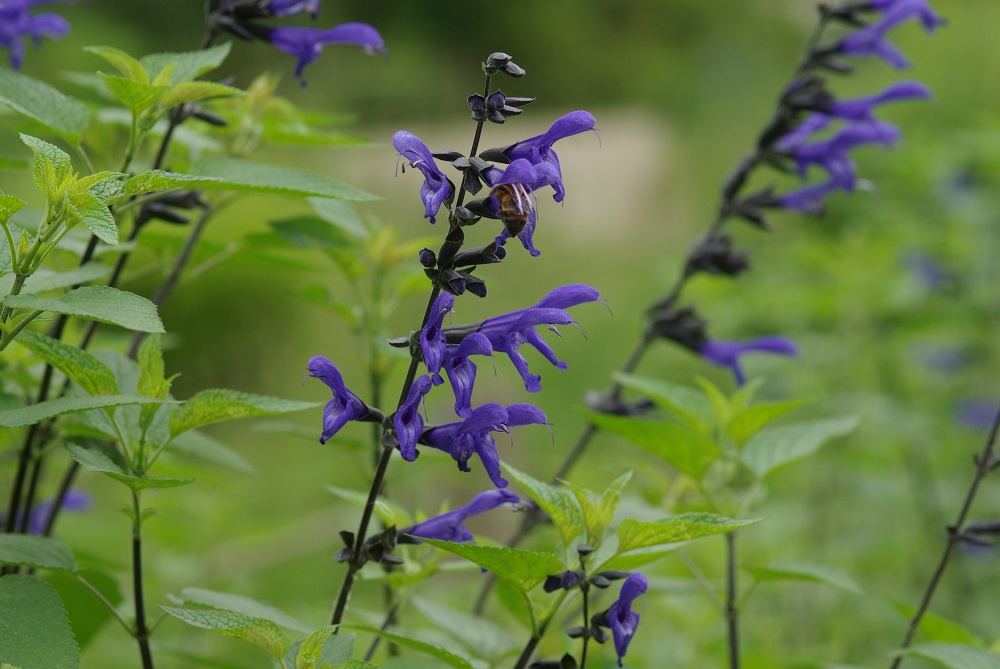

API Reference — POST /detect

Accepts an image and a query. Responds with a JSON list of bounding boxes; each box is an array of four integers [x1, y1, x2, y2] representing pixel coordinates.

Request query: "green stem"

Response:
[[76, 574, 133, 634]]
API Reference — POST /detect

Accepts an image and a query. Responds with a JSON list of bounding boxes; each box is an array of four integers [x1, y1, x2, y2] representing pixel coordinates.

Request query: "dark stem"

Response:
[[41, 461, 80, 537], [887, 402, 1000, 669], [132, 492, 155, 669], [726, 531, 740, 669], [580, 584, 591, 669], [363, 602, 400, 662]]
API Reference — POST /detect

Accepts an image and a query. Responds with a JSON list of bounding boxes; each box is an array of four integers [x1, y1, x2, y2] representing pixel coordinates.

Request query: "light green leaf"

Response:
[[140, 43, 232, 85], [84, 46, 148, 83], [0, 70, 92, 143], [137, 334, 169, 398], [418, 540, 563, 594], [43, 569, 122, 652], [0, 534, 76, 571], [2, 285, 165, 333], [172, 587, 311, 634], [584, 411, 720, 480], [270, 215, 355, 250], [895, 643, 1000, 669], [161, 606, 292, 663], [0, 575, 80, 669], [725, 399, 808, 446], [23, 263, 111, 293], [614, 373, 714, 428], [695, 376, 732, 423], [118, 169, 221, 201], [0, 192, 27, 223], [68, 192, 117, 244], [564, 471, 632, 548], [169, 388, 319, 437], [66, 441, 193, 491], [616, 514, 760, 554], [309, 197, 368, 239], [161, 81, 244, 109], [411, 596, 520, 660], [296, 627, 353, 669], [0, 394, 170, 428], [168, 430, 258, 476], [22, 133, 72, 198], [745, 561, 862, 594], [98, 74, 166, 114], [14, 330, 119, 395], [891, 601, 985, 647], [503, 464, 584, 549], [190, 157, 378, 201], [340, 624, 476, 669], [741, 416, 859, 479]]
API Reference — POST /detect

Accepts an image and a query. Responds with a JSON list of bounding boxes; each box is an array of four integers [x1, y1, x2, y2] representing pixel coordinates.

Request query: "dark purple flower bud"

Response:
[[0, 0, 74, 69], [595, 572, 648, 667], [420, 403, 547, 487], [419, 248, 437, 268], [404, 489, 522, 543], [836, 0, 944, 69], [685, 234, 750, 277], [26, 489, 90, 535], [420, 292, 454, 385], [698, 336, 799, 386], [647, 304, 707, 350], [267, 22, 384, 86], [393, 130, 454, 224], [395, 375, 432, 461], [442, 333, 493, 418], [821, 81, 931, 121], [308, 355, 371, 444], [266, 0, 321, 18]]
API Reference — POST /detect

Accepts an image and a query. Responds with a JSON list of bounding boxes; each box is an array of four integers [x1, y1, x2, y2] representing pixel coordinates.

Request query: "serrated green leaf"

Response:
[[614, 373, 714, 428], [140, 43, 232, 85], [169, 388, 319, 437], [0, 534, 76, 571], [23, 263, 111, 293], [270, 215, 355, 250], [0, 575, 81, 669], [616, 514, 760, 554], [14, 330, 119, 395], [0, 69, 92, 143], [340, 624, 476, 669], [296, 627, 353, 669], [173, 587, 311, 634], [503, 464, 584, 549], [84, 46, 149, 83], [73, 170, 126, 193], [584, 411, 720, 480], [68, 192, 117, 244], [2, 285, 165, 333], [418, 540, 564, 594], [22, 133, 72, 198], [137, 334, 168, 398], [741, 416, 859, 479], [190, 157, 378, 201], [99, 74, 167, 114], [169, 430, 258, 475], [65, 441, 193, 490], [161, 606, 292, 663], [117, 169, 221, 201], [309, 197, 368, 239], [0, 394, 170, 428], [43, 569, 122, 652], [564, 471, 632, 549], [411, 596, 520, 660], [895, 643, 1000, 669], [0, 192, 27, 222], [161, 81, 244, 109], [891, 601, 985, 647], [726, 400, 808, 445], [745, 561, 862, 594]]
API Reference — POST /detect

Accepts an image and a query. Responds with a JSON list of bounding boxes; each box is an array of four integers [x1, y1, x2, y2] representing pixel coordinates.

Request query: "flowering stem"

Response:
[[725, 531, 741, 669], [579, 584, 591, 669], [888, 402, 1000, 669]]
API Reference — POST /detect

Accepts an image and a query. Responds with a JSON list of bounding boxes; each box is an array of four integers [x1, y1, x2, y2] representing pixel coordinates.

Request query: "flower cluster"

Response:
[[403, 489, 523, 543], [209, 0, 384, 85], [594, 572, 648, 667], [0, 0, 75, 69]]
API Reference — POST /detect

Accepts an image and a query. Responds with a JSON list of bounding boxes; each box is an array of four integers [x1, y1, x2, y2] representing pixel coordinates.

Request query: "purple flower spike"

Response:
[[698, 336, 799, 386], [0, 0, 75, 70], [775, 178, 843, 215], [502, 110, 598, 203], [598, 572, 648, 667], [532, 283, 603, 310], [395, 375, 432, 461], [826, 81, 932, 122], [308, 355, 370, 444], [483, 158, 562, 257], [404, 489, 522, 543], [393, 130, 454, 224], [27, 489, 90, 535], [265, 0, 321, 17], [421, 292, 455, 385], [838, 1, 944, 69], [268, 22, 384, 85], [442, 332, 493, 418], [781, 119, 901, 188]]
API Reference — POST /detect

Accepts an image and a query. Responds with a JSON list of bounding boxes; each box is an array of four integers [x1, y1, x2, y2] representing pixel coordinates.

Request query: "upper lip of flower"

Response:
[[263, 22, 385, 85], [403, 489, 522, 543], [393, 130, 454, 224], [698, 336, 799, 386]]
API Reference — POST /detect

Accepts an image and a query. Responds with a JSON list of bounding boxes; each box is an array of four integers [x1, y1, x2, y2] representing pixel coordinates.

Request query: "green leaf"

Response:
[[171, 587, 311, 634], [118, 169, 221, 201], [169, 388, 319, 437], [616, 514, 760, 553], [168, 430, 258, 475], [14, 330, 119, 395], [295, 627, 353, 669], [418, 540, 564, 594], [309, 197, 369, 239], [725, 399, 808, 446], [23, 263, 111, 293], [745, 561, 862, 594], [0, 394, 170, 428], [44, 569, 122, 652], [0, 534, 76, 571], [68, 192, 117, 244], [891, 601, 985, 647], [340, 625, 476, 669], [22, 133, 73, 198], [137, 334, 169, 398], [140, 43, 232, 85], [0, 192, 27, 223], [2, 285, 165, 333], [614, 373, 714, 428], [410, 596, 520, 660], [190, 157, 379, 201], [696, 376, 732, 424], [895, 643, 1000, 669], [584, 411, 720, 480], [0, 575, 80, 669], [84, 46, 149, 83], [564, 471, 632, 548], [161, 81, 244, 109], [270, 215, 355, 250], [161, 606, 292, 663], [98, 74, 167, 114], [503, 464, 584, 549], [65, 441, 192, 491], [741, 416, 859, 479], [0, 69, 92, 143]]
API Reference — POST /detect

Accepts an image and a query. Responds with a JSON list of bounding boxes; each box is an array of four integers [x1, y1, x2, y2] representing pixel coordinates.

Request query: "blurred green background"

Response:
[[3, 0, 1000, 667]]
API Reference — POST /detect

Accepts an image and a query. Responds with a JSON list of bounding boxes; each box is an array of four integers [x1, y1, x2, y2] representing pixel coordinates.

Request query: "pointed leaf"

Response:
[[0, 394, 170, 428], [340, 624, 476, 669], [14, 330, 119, 395], [169, 389, 319, 437], [22, 263, 111, 293], [726, 399, 808, 445], [118, 170, 221, 201], [84, 46, 148, 83], [66, 441, 193, 491], [22, 133, 72, 198], [741, 416, 859, 479], [98, 74, 166, 114], [68, 192, 117, 244], [296, 627, 354, 669], [161, 606, 292, 662], [503, 463, 584, 549], [161, 81, 244, 109], [309, 197, 368, 239], [2, 286, 165, 333], [418, 540, 564, 594], [895, 643, 1000, 669], [0, 70, 92, 143], [616, 514, 760, 553], [43, 569, 122, 652], [615, 373, 714, 428], [0, 192, 27, 223], [140, 43, 232, 85], [745, 561, 863, 594], [173, 587, 311, 634], [0, 534, 76, 571], [0, 575, 80, 669], [190, 157, 378, 201]]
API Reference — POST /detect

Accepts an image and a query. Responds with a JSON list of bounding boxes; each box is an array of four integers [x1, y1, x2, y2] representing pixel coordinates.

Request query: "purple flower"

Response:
[[420, 403, 547, 488], [393, 130, 454, 224], [775, 178, 844, 215], [482, 158, 561, 257], [698, 336, 799, 386], [268, 22, 384, 85], [404, 489, 522, 543], [823, 81, 932, 121], [442, 332, 493, 418], [499, 110, 598, 203], [265, 0, 320, 17], [420, 292, 455, 385], [27, 490, 90, 535], [598, 572, 648, 667], [956, 400, 999, 431], [460, 284, 601, 393], [308, 355, 370, 444], [0, 0, 74, 70], [838, 0, 944, 69], [395, 374, 432, 461]]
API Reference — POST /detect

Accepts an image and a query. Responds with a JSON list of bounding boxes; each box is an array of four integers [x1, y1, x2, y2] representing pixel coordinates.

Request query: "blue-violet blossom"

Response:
[[483, 158, 560, 256], [395, 374, 433, 462], [27, 489, 90, 535], [268, 22, 383, 85], [404, 489, 522, 542], [266, 0, 320, 17], [420, 292, 454, 385], [837, 0, 944, 69], [698, 336, 799, 386], [308, 355, 369, 444], [442, 332, 493, 418], [599, 572, 648, 667], [0, 0, 74, 69], [393, 130, 454, 224]]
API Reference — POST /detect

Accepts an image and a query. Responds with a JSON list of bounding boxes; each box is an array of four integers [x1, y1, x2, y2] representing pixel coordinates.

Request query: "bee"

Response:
[[491, 183, 533, 237]]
